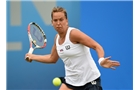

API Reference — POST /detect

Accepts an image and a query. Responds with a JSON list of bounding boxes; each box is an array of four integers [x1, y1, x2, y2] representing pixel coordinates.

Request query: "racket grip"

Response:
[[26, 56, 32, 62], [28, 47, 34, 54], [26, 48, 34, 62]]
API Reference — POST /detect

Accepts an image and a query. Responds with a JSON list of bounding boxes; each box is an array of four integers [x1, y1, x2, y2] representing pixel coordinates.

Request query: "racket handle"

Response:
[[28, 47, 34, 53], [26, 47, 34, 62], [26, 56, 32, 62]]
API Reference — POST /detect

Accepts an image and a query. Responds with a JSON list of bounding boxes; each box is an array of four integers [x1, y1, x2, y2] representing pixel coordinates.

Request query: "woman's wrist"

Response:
[[98, 57, 105, 65]]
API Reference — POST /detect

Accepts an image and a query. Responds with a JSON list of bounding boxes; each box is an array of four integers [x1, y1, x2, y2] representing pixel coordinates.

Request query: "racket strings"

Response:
[[29, 22, 47, 48]]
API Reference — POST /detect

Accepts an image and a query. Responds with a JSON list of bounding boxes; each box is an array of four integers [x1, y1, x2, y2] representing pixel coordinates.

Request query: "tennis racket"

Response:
[[26, 22, 47, 62]]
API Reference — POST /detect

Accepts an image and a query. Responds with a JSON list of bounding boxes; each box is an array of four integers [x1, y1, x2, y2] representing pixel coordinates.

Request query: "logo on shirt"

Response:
[[65, 45, 70, 50], [60, 49, 63, 52]]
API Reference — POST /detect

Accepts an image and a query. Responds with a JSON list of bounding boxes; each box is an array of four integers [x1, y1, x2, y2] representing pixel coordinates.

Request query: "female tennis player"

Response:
[[25, 6, 120, 90]]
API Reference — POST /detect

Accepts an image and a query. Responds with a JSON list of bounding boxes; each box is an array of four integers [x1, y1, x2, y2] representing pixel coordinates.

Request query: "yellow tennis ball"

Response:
[[52, 77, 61, 86]]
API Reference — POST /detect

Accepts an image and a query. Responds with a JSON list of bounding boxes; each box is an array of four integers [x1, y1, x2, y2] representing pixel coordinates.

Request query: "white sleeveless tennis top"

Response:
[[56, 27, 101, 86]]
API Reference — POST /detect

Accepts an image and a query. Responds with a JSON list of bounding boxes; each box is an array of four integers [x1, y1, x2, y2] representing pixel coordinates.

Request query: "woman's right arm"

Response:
[[25, 35, 59, 63]]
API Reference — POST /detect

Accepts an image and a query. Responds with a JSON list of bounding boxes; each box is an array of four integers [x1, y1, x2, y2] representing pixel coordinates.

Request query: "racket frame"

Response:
[[26, 22, 47, 62], [27, 22, 47, 49]]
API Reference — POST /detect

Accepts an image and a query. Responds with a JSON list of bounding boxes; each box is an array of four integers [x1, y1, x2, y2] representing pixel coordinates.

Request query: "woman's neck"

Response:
[[59, 26, 69, 39]]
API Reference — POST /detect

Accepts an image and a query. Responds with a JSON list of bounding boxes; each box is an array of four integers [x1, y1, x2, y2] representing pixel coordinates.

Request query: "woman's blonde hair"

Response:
[[51, 6, 67, 19]]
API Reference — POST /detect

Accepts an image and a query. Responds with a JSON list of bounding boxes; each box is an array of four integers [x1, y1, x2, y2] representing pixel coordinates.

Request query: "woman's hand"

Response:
[[100, 56, 120, 69]]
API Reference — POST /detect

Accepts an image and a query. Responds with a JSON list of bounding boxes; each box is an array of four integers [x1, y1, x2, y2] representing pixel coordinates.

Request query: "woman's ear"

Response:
[[66, 19, 68, 26], [51, 20, 53, 26]]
